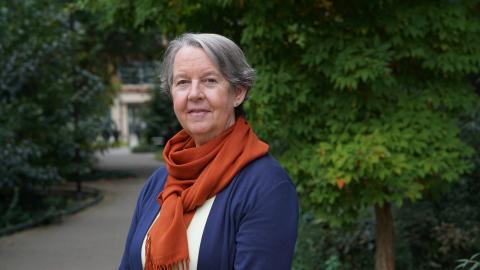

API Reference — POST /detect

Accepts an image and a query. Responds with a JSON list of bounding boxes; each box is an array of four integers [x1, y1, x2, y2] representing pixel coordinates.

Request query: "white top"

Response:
[[141, 196, 216, 270]]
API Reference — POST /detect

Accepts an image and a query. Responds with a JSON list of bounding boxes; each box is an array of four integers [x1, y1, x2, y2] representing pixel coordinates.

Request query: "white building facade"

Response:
[[110, 62, 158, 146]]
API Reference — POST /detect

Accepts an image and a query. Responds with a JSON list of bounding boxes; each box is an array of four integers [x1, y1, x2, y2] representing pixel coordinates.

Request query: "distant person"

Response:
[[119, 33, 299, 270], [113, 129, 120, 143], [102, 129, 110, 143]]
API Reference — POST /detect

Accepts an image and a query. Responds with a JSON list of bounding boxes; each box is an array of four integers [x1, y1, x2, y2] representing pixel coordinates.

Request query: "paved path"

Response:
[[0, 148, 163, 270], [95, 147, 163, 178]]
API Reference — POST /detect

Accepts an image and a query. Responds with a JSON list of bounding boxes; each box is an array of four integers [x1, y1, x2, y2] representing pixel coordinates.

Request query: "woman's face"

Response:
[[171, 46, 246, 146]]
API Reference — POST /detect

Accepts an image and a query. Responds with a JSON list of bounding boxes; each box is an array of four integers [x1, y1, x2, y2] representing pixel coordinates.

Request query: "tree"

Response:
[[81, 1, 480, 269], [0, 0, 110, 221], [141, 85, 181, 146], [241, 2, 480, 269]]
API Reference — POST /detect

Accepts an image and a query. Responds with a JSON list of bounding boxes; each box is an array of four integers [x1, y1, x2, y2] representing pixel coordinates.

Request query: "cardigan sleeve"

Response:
[[118, 179, 149, 270], [118, 167, 166, 270], [234, 180, 299, 270]]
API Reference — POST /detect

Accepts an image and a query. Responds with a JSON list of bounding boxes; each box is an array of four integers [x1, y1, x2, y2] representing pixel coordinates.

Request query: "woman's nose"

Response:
[[188, 80, 203, 100]]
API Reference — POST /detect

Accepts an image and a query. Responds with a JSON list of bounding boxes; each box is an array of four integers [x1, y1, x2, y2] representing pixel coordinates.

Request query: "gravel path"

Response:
[[0, 148, 163, 270]]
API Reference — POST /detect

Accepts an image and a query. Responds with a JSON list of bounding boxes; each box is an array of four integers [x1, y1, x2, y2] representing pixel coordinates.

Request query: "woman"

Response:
[[119, 33, 299, 270]]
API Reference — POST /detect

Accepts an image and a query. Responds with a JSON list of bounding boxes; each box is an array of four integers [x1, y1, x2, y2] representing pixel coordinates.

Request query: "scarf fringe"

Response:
[[145, 235, 190, 270], [146, 258, 190, 270]]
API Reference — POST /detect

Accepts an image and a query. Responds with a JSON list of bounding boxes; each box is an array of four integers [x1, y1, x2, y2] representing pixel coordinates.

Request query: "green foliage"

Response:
[[457, 253, 480, 270], [293, 212, 374, 270], [78, 0, 244, 44], [240, 0, 480, 225], [294, 171, 480, 270], [0, 0, 110, 224], [0, 187, 101, 234], [395, 172, 480, 269]]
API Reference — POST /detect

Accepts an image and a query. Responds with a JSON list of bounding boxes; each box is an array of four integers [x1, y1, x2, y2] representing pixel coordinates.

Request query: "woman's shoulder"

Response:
[[241, 153, 290, 177], [223, 153, 298, 221], [235, 153, 295, 192]]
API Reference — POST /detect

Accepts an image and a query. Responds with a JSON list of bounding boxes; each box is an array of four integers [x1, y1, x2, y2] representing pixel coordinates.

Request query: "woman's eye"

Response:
[[176, 80, 189, 86], [204, 78, 218, 86]]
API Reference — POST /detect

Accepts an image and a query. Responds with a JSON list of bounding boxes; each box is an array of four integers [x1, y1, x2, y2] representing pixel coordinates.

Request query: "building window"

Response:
[[118, 62, 160, 84]]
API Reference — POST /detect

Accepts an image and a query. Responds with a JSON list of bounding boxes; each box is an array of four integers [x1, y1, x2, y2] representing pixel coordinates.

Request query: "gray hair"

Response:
[[160, 33, 255, 117]]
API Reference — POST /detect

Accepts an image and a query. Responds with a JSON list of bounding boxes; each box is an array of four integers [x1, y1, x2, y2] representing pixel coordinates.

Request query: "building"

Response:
[[110, 62, 159, 146]]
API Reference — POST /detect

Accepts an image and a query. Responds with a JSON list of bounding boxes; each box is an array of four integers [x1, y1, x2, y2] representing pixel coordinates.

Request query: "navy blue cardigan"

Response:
[[119, 154, 299, 270]]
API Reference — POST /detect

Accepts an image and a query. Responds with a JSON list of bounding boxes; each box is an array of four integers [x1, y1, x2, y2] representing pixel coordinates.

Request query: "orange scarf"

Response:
[[145, 117, 269, 270]]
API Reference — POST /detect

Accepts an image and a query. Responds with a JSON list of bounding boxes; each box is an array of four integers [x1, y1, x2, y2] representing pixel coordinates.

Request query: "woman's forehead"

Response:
[[173, 47, 221, 76]]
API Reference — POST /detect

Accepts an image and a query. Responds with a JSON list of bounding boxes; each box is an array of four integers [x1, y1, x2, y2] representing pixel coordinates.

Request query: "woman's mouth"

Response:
[[188, 109, 210, 117]]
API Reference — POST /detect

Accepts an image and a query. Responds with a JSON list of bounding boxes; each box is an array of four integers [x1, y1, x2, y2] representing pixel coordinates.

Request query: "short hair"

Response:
[[160, 33, 255, 117]]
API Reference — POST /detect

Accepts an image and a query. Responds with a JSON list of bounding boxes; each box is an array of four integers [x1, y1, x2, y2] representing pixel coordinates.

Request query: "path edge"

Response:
[[0, 186, 104, 237]]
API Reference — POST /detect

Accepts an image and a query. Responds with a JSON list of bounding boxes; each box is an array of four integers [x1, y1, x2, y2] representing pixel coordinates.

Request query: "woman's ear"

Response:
[[234, 86, 247, 107]]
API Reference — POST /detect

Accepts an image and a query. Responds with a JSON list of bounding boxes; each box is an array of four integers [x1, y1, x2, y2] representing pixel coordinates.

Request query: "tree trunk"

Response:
[[70, 12, 82, 197], [375, 202, 395, 270]]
